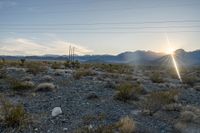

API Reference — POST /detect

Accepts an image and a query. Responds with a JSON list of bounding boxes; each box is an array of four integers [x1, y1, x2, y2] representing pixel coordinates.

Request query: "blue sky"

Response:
[[0, 0, 200, 55]]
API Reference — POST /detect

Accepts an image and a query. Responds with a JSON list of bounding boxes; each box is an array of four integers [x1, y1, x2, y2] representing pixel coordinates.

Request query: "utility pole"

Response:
[[73, 47, 75, 62], [69, 45, 72, 62]]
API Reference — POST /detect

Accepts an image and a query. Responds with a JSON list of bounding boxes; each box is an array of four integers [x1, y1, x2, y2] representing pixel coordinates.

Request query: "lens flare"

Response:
[[165, 34, 182, 82]]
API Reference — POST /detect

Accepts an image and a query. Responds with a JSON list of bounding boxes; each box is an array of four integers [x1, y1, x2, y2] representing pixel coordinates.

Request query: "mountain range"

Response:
[[0, 49, 200, 66]]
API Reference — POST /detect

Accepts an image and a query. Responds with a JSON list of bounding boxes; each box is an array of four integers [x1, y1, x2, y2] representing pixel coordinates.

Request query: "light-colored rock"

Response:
[[52, 107, 62, 117], [36, 83, 56, 92]]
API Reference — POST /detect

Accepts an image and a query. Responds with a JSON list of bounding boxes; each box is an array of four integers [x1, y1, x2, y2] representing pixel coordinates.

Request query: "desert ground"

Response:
[[0, 60, 200, 133]]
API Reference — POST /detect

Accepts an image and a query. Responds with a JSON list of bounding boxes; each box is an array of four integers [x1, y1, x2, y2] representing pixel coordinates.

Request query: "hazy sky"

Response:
[[0, 0, 200, 55]]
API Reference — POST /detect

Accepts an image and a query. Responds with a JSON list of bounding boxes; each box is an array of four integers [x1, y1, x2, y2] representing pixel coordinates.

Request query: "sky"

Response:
[[0, 0, 200, 55]]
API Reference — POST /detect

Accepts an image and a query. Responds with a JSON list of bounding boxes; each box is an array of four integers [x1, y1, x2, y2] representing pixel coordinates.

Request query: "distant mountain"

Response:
[[117, 50, 165, 64], [154, 49, 200, 66], [0, 49, 200, 66]]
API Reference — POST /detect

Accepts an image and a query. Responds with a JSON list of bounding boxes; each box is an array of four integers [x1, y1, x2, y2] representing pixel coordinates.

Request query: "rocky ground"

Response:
[[0, 61, 200, 133]]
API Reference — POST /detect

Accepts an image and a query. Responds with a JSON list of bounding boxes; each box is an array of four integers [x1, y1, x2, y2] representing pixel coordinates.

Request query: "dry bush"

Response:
[[182, 76, 198, 86], [150, 72, 164, 83], [93, 63, 133, 74], [179, 111, 196, 122], [0, 95, 31, 128], [174, 110, 200, 133], [0, 68, 7, 79], [118, 116, 136, 133], [114, 82, 144, 102], [0, 61, 5, 69], [75, 116, 136, 133], [142, 89, 179, 114], [26, 62, 47, 75], [35, 83, 56, 92], [7, 78, 35, 91], [82, 113, 106, 125], [73, 69, 95, 79], [51, 62, 62, 69]]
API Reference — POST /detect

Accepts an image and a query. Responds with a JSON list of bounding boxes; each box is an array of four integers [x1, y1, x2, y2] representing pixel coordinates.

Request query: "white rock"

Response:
[[63, 128, 68, 131], [52, 107, 62, 117]]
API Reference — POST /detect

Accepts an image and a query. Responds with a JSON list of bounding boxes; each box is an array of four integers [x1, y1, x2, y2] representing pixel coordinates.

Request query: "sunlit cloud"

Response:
[[0, 38, 93, 56]]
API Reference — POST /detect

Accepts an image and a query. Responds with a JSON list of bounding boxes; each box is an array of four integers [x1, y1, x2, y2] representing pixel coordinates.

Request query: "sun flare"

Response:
[[165, 34, 182, 82]]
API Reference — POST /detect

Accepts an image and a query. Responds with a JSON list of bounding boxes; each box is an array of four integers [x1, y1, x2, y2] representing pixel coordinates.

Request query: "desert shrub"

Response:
[[150, 72, 164, 83], [114, 82, 144, 102], [26, 62, 46, 75], [94, 63, 133, 74], [0, 61, 5, 69], [75, 116, 136, 133], [174, 110, 200, 133], [7, 78, 35, 91], [179, 111, 196, 122], [74, 124, 116, 133], [20, 59, 26, 66], [0, 69, 7, 79], [51, 62, 62, 69], [0, 96, 31, 128], [35, 83, 56, 92], [142, 89, 179, 114], [71, 60, 81, 69], [182, 76, 197, 86], [118, 116, 136, 133], [64, 61, 71, 68], [82, 113, 106, 125], [73, 69, 95, 79]]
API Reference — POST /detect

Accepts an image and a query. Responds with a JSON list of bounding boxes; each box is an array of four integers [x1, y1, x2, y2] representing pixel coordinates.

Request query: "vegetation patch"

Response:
[[142, 89, 179, 115], [0, 96, 31, 128], [75, 116, 136, 133], [114, 82, 144, 102], [73, 69, 96, 79], [6, 78, 35, 91], [26, 62, 47, 75], [150, 72, 164, 83], [35, 83, 56, 92]]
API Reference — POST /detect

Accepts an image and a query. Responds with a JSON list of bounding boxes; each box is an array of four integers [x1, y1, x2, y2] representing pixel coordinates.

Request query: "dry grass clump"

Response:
[[142, 89, 179, 114], [0, 68, 7, 79], [26, 62, 47, 75], [35, 83, 56, 92], [0, 96, 31, 128], [7, 78, 35, 91], [51, 62, 62, 69], [94, 63, 133, 74], [179, 111, 196, 122], [73, 69, 96, 79], [150, 72, 164, 83], [75, 116, 136, 133], [174, 110, 200, 133], [114, 82, 144, 102], [118, 116, 136, 133], [182, 76, 198, 86], [82, 113, 106, 125]]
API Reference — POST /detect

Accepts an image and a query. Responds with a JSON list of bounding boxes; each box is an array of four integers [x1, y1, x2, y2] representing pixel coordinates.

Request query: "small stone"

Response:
[[63, 128, 68, 131], [52, 107, 62, 117], [88, 124, 93, 129]]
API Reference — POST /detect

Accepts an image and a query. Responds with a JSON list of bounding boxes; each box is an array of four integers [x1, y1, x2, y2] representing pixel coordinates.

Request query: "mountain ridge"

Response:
[[0, 49, 200, 66]]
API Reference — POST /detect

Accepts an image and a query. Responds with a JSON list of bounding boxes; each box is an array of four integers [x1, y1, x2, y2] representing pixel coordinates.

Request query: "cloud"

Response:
[[0, 38, 93, 56]]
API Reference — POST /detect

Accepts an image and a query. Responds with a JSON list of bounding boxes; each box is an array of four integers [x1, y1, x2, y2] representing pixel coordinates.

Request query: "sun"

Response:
[[165, 47, 175, 54]]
